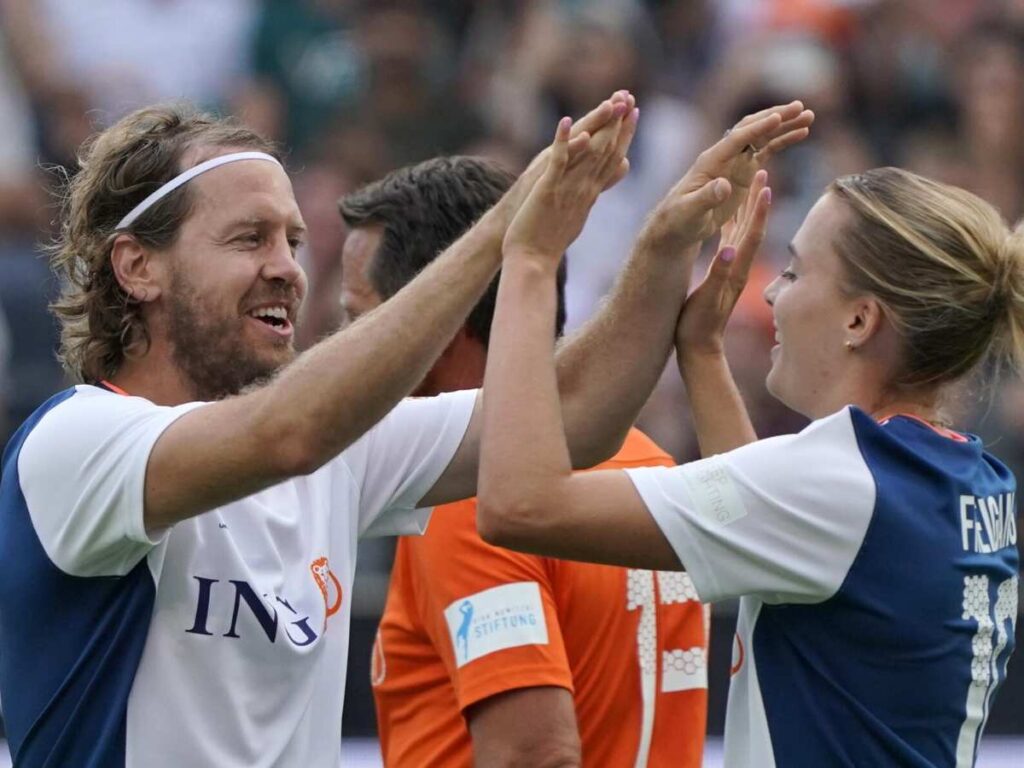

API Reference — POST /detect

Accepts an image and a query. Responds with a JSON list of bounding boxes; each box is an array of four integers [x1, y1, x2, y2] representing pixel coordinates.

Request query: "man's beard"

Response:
[[167, 269, 296, 401]]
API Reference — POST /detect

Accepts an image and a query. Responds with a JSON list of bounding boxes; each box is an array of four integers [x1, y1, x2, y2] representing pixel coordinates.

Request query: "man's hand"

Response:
[[677, 169, 771, 358], [639, 101, 813, 256]]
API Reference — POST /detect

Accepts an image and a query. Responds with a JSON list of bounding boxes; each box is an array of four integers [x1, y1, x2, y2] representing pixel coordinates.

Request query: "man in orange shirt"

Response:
[[335, 156, 708, 767]]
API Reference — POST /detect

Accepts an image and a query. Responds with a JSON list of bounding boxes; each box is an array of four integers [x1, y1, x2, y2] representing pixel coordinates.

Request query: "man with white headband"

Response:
[[0, 98, 810, 766]]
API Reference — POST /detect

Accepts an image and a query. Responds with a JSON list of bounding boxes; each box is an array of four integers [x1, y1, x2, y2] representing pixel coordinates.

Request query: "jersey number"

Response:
[[955, 573, 1018, 768], [626, 570, 707, 768]]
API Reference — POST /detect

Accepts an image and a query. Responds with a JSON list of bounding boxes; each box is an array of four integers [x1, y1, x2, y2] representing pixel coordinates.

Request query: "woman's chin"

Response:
[[765, 366, 801, 416], [765, 364, 781, 400]]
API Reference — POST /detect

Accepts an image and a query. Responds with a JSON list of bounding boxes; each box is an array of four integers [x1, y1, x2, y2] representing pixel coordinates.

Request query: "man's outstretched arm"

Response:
[[422, 102, 813, 506], [555, 101, 813, 467], [143, 98, 633, 530]]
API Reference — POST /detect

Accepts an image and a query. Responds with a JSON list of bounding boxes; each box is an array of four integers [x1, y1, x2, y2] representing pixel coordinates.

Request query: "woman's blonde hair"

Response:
[[829, 167, 1024, 388], [49, 104, 278, 382]]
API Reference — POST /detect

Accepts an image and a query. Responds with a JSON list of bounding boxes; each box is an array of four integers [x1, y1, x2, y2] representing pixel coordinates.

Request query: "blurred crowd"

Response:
[[1, 0, 1024, 610]]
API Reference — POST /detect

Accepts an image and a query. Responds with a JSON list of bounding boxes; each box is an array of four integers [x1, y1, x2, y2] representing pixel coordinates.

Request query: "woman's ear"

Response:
[[845, 295, 886, 351]]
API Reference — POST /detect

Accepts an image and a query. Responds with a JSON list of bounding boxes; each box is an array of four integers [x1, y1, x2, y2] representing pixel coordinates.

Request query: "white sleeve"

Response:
[[341, 388, 477, 538], [625, 408, 877, 605], [17, 389, 206, 577]]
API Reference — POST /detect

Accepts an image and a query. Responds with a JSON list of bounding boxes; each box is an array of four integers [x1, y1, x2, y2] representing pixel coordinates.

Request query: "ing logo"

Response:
[[310, 556, 343, 630]]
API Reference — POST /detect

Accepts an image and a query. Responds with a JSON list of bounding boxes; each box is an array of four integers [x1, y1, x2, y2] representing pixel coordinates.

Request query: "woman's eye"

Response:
[[780, 269, 797, 281]]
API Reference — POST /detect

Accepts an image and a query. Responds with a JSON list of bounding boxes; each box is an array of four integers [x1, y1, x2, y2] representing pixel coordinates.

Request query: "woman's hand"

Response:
[[676, 169, 772, 358], [493, 91, 635, 235], [503, 103, 638, 270], [639, 102, 812, 256]]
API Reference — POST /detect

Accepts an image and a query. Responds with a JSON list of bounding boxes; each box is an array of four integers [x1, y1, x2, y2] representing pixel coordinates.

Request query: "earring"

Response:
[[845, 340, 855, 351]]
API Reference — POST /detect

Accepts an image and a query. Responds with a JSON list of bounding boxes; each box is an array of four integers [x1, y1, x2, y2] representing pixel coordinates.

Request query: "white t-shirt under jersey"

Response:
[[0, 384, 476, 768]]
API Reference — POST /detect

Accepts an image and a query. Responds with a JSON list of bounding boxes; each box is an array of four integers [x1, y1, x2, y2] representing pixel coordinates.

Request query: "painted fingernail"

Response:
[[720, 247, 737, 263], [631, 107, 640, 123], [559, 116, 572, 131], [765, 188, 772, 204]]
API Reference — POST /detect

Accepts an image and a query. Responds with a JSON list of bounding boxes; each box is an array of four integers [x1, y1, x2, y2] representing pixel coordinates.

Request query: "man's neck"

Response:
[[415, 339, 486, 397], [109, 352, 198, 406]]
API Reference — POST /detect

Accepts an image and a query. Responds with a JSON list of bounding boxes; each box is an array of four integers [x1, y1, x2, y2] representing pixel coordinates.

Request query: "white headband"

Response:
[[115, 151, 282, 230]]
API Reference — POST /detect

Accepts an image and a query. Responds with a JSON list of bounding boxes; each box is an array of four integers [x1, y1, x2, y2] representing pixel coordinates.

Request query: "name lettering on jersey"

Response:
[[185, 557, 343, 646], [680, 456, 747, 526], [960, 493, 1017, 553], [443, 582, 548, 668]]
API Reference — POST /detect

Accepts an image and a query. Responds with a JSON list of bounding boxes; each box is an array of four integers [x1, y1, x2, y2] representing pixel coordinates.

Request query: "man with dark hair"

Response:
[[339, 156, 564, 352], [335, 156, 708, 767]]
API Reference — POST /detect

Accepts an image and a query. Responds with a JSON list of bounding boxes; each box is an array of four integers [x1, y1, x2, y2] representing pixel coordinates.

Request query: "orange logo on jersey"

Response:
[[730, 632, 745, 676], [310, 557, 343, 629], [370, 628, 387, 687]]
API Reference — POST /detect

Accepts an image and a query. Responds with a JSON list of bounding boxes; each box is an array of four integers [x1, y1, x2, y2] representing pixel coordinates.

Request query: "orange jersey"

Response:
[[372, 429, 708, 767]]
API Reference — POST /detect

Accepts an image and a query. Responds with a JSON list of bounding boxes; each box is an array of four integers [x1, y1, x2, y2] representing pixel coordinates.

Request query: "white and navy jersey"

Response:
[[626, 407, 1019, 768], [0, 384, 476, 768]]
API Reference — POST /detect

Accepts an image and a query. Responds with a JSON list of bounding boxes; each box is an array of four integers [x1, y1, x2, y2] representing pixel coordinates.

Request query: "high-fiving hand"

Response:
[[502, 99, 639, 269], [676, 169, 772, 358], [493, 91, 636, 234], [639, 101, 813, 255]]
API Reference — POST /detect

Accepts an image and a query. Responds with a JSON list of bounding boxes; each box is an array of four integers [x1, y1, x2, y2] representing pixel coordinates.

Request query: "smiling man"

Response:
[[0, 96, 811, 767], [0, 99, 639, 768]]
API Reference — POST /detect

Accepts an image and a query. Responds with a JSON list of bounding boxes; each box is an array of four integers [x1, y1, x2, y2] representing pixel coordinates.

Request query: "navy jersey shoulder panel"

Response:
[[0, 389, 156, 767], [753, 408, 1017, 767]]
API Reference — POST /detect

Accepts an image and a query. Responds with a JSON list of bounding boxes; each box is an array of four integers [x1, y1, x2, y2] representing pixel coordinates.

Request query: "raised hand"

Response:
[[494, 90, 637, 232], [503, 105, 639, 268], [639, 101, 812, 255], [676, 170, 771, 358]]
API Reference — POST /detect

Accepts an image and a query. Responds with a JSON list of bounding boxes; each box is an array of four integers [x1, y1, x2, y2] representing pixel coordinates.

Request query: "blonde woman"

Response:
[[478, 140, 1020, 765]]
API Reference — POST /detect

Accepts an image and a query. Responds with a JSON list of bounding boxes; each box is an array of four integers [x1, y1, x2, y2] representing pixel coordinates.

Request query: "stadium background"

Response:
[[0, 0, 1020, 763]]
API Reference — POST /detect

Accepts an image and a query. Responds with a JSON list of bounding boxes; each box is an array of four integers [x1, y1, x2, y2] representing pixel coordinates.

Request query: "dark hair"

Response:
[[339, 155, 568, 345], [50, 103, 279, 382]]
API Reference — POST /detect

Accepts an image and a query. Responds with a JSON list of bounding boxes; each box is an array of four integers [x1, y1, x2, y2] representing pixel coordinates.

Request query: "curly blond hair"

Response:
[[49, 104, 279, 382]]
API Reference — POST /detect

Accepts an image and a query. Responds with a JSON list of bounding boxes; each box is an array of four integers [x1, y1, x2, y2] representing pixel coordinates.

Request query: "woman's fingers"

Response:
[[612, 107, 640, 166], [735, 170, 768, 243], [571, 90, 633, 140], [731, 185, 771, 289], [567, 132, 592, 162], [547, 117, 572, 177]]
